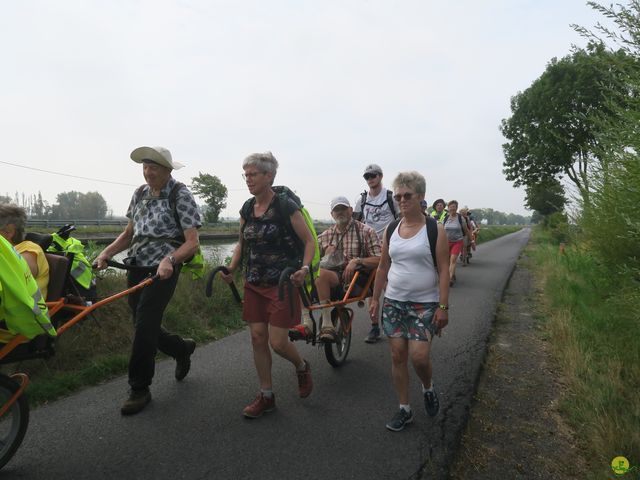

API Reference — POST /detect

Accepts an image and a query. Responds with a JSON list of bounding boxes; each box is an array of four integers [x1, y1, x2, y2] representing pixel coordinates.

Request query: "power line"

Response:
[[0, 160, 138, 187], [1, 159, 330, 206]]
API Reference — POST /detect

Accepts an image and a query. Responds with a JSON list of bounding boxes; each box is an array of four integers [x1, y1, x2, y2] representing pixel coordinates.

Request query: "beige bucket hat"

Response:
[[130, 146, 185, 170]]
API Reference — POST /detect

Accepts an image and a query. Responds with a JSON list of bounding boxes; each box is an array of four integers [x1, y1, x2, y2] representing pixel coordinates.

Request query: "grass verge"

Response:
[[530, 228, 639, 479], [475, 225, 523, 244], [1, 266, 244, 407]]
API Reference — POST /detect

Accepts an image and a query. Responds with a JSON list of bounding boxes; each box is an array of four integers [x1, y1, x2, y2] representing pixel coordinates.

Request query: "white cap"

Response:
[[330, 196, 351, 211]]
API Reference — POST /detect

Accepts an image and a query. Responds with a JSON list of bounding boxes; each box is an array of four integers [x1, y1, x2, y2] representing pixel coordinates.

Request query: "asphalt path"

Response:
[[5, 228, 530, 480]]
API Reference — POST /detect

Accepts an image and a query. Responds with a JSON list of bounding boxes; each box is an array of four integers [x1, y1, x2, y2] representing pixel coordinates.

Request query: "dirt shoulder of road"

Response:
[[448, 253, 588, 479]]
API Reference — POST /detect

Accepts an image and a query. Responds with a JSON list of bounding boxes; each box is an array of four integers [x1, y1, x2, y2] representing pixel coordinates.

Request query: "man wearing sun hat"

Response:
[[95, 146, 202, 415]]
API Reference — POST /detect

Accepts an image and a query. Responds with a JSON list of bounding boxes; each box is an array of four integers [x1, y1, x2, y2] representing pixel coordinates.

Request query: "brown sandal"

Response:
[[319, 326, 337, 343]]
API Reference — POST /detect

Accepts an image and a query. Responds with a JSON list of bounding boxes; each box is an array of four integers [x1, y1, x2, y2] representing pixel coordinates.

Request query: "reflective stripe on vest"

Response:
[[49, 233, 93, 289], [0, 236, 56, 339]]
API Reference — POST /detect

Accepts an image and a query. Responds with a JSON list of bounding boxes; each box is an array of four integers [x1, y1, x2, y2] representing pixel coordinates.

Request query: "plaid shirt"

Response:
[[318, 219, 381, 270]]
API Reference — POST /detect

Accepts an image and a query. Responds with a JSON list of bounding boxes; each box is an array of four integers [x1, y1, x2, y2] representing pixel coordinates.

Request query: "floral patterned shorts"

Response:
[[382, 298, 438, 342]]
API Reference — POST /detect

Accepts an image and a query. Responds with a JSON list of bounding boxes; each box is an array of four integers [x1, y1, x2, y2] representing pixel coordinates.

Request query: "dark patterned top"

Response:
[[126, 177, 202, 267], [241, 195, 300, 286]]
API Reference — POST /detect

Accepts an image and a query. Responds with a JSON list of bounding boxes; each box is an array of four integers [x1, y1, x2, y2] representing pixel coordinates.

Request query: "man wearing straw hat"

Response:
[[95, 146, 201, 415]]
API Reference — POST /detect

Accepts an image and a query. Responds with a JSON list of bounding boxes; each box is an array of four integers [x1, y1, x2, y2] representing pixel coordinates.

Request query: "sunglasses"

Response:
[[363, 173, 379, 180], [393, 192, 415, 202]]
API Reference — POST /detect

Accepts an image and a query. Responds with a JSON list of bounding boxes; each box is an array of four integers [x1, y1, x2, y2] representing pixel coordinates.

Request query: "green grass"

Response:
[[475, 225, 523, 244], [530, 227, 640, 479]]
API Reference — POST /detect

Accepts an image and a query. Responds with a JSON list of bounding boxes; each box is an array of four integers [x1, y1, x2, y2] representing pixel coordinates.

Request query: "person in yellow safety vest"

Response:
[[0, 235, 56, 342], [0, 204, 50, 300], [430, 198, 447, 223], [47, 233, 94, 292]]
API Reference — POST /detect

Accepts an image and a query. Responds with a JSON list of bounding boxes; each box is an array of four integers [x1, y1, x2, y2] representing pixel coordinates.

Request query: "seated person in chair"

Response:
[[0, 204, 49, 300], [310, 196, 381, 342]]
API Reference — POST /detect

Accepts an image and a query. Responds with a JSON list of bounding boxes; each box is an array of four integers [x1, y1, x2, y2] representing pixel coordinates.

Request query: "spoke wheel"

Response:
[[0, 375, 29, 470], [324, 308, 352, 368]]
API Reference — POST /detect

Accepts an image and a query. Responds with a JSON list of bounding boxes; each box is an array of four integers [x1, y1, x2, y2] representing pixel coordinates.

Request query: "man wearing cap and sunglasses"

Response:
[[353, 164, 399, 343], [95, 146, 201, 415]]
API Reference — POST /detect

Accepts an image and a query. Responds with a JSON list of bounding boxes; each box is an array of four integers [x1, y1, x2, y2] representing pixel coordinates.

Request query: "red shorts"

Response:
[[449, 240, 464, 256], [242, 282, 301, 328]]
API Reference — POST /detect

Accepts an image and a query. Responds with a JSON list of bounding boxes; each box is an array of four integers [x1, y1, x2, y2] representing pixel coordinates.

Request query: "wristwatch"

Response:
[[167, 255, 176, 266], [355, 258, 363, 266], [438, 303, 449, 311], [300, 265, 310, 273]]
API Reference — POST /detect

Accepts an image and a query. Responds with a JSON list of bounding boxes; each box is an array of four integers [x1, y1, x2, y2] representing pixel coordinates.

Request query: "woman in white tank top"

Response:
[[370, 171, 450, 432]]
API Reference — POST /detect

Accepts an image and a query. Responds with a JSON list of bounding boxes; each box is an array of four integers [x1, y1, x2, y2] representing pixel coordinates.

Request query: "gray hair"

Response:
[[242, 151, 279, 177], [0, 203, 27, 243], [392, 171, 426, 196]]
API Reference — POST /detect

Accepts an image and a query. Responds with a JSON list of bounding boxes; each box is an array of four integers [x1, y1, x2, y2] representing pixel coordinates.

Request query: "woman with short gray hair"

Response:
[[242, 151, 279, 178], [221, 151, 315, 418], [370, 171, 450, 432]]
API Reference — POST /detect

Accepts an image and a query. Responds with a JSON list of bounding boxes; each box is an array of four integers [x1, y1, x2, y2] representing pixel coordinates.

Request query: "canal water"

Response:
[[112, 240, 237, 266]]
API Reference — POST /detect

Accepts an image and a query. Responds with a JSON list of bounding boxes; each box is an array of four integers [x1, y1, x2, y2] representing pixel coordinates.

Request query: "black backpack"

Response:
[[385, 215, 439, 269], [353, 190, 398, 222], [240, 186, 320, 272]]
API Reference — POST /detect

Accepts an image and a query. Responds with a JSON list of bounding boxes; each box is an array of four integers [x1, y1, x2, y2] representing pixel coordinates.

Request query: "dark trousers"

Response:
[[127, 267, 188, 391]]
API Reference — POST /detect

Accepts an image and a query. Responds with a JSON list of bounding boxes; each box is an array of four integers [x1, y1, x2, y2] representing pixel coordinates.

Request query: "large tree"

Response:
[[190, 173, 228, 223], [500, 44, 632, 203]]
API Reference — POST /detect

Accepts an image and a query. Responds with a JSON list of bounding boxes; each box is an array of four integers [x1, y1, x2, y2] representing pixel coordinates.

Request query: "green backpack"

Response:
[[240, 186, 320, 284]]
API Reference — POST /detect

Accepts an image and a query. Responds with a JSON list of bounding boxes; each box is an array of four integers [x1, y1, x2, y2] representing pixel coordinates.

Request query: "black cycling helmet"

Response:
[[432, 198, 445, 209]]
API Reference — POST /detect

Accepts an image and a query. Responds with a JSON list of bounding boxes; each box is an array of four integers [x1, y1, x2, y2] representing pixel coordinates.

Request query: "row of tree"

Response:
[[4, 177, 530, 225], [1, 172, 229, 223], [1, 191, 110, 220]]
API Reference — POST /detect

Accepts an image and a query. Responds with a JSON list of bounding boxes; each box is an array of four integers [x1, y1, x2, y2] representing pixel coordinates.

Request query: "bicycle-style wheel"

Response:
[[324, 308, 353, 368], [0, 375, 29, 470]]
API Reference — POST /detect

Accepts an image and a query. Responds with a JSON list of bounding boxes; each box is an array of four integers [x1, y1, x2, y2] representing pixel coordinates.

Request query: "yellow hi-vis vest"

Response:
[[48, 233, 93, 289], [0, 236, 56, 339]]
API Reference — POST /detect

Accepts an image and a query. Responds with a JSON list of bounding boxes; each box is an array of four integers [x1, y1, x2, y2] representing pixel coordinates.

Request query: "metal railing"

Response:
[[26, 219, 130, 228]]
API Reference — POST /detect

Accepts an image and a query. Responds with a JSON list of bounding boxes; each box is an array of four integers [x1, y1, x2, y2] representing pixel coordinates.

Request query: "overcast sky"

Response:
[[1, 0, 605, 220]]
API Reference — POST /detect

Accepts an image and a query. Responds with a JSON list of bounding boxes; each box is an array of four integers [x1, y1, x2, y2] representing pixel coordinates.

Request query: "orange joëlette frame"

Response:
[[0, 276, 155, 363], [306, 269, 377, 311]]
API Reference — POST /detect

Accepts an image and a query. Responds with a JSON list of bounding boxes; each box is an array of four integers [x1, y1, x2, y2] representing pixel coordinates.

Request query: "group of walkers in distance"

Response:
[[0, 146, 479, 433]]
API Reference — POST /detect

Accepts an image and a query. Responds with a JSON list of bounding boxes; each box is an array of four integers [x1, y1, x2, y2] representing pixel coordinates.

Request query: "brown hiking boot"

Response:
[[243, 393, 276, 418], [120, 389, 151, 416], [297, 360, 313, 398]]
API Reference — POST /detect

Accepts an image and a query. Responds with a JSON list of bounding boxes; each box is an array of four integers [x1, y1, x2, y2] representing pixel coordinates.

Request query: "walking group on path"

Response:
[[88, 146, 480, 432]]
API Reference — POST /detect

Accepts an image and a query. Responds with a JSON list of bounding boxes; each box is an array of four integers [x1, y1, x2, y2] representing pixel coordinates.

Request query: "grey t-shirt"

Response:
[[126, 177, 202, 267], [443, 215, 464, 242]]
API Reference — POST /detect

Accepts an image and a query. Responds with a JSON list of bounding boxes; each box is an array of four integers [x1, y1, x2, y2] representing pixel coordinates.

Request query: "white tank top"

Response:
[[385, 220, 439, 303]]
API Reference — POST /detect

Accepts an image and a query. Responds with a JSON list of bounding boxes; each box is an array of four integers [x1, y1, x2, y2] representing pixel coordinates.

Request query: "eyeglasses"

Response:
[[393, 192, 415, 202], [363, 173, 378, 180], [242, 172, 264, 181]]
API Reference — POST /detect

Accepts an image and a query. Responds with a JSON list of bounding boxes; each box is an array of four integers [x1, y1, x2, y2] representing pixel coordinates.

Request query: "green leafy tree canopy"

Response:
[[500, 45, 632, 202], [190, 172, 228, 223]]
